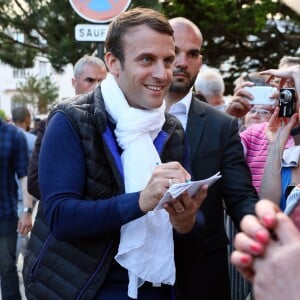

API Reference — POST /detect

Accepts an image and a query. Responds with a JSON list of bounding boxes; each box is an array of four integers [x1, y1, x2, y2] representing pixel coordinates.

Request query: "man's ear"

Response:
[[104, 52, 121, 76], [199, 55, 203, 68]]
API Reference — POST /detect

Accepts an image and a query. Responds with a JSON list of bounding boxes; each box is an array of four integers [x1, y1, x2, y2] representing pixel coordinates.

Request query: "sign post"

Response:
[[75, 24, 109, 42], [69, 0, 132, 23], [69, 0, 132, 59]]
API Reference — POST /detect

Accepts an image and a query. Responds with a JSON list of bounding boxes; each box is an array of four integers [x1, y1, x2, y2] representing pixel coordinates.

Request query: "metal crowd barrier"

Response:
[[225, 212, 252, 300]]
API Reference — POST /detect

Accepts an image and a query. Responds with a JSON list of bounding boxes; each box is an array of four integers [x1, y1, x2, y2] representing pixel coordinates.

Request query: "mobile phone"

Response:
[[244, 86, 277, 105]]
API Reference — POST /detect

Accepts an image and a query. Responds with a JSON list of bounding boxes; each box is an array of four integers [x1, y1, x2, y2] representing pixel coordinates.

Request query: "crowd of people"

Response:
[[1, 6, 300, 300]]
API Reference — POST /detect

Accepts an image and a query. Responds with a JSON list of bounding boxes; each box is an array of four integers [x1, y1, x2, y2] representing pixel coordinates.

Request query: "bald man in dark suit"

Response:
[[166, 17, 258, 300]]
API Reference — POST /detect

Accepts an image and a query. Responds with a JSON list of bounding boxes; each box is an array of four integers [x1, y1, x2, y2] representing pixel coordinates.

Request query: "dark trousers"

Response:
[[0, 230, 22, 300]]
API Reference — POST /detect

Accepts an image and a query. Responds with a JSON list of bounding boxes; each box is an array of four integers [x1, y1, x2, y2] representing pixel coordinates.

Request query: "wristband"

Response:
[[23, 207, 33, 214]]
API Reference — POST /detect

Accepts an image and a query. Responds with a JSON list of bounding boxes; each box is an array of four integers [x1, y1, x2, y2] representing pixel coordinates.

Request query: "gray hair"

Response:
[[194, 68, 225, 98], [73, 56, 106, 79], [279, 56, 300, 68]]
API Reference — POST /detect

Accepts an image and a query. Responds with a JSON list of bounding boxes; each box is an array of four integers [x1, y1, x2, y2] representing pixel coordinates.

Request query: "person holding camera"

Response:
[[227, 72, 272, 121], [238, 87, 295, 192], [235, 65, 299, 192], [259, 64, 300, 210], [259, 106, 298, 208], [226, 57, 300, 121]]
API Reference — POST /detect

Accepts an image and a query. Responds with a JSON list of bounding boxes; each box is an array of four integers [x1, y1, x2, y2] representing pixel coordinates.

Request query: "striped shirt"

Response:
[[240, 122, 294, 192]]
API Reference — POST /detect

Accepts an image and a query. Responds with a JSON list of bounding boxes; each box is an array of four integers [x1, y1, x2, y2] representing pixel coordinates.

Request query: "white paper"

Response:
[[155, 171, 222, 210]]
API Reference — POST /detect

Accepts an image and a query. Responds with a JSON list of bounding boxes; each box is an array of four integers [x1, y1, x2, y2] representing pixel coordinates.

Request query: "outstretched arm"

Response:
[[259, 107, 298, 204]]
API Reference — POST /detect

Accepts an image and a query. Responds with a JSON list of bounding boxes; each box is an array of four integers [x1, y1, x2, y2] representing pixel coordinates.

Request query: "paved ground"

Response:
[[18, 254, 26, 299]]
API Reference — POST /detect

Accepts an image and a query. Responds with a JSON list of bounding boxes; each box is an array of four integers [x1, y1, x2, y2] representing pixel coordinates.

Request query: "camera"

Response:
[[278, 88, 296, 118]]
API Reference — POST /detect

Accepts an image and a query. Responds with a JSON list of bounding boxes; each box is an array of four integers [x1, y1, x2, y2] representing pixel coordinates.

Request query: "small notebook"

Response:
[[155, 171, 222, 210]]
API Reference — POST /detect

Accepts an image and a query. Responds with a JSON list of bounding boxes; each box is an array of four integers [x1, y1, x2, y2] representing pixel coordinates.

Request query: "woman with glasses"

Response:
[[241, 104, 274, 132], [259, 64, 300, 210]]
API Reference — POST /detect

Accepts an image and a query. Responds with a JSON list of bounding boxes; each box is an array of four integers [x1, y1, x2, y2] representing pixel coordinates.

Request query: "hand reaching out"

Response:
[[265, 106, 298, 147]]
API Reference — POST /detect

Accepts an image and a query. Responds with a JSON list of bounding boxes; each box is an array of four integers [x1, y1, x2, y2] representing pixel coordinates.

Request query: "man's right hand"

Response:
[[139, 161, 191, 213]]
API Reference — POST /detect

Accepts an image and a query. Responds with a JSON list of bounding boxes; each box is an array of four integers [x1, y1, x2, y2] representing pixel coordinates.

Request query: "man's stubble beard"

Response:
[[169, 77, 196, 94]]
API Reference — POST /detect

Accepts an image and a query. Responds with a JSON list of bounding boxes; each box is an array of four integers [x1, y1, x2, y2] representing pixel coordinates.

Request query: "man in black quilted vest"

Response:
[[23, 7, 209, 300]]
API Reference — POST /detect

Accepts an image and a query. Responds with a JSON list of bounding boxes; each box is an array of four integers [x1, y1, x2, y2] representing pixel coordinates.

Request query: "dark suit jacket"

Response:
[[174, 97, 258, 300]]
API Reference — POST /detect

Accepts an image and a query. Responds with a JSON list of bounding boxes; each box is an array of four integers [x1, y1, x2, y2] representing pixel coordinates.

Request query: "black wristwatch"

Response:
[[23, 207, 33, 214]]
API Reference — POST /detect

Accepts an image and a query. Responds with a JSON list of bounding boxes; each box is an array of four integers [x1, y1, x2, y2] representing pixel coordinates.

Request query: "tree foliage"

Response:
[[0, 0, 97, 72], [12, 75, 59, 114], [0, 0, 158, 72], [0, 109, 7, 120], [0, 0, 299, 92], [161, 0, 300, 92]]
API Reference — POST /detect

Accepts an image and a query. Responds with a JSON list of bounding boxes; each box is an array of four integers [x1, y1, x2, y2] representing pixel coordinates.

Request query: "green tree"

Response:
[[131, 0, 160, 9], [0, 109, 7, 120], [0, 0, 157, 72], [12, 75, 59, 114], [0, 0, 96, 72], [161, 0, 300, 92], [0, 0, 299, 92]]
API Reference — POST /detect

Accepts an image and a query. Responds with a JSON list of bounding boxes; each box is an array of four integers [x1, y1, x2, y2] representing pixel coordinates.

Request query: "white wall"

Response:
[[0, 56, 74, 119]]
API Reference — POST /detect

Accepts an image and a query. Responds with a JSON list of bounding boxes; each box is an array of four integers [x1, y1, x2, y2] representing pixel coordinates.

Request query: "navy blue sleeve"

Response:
[[39, 112, 143, 240]]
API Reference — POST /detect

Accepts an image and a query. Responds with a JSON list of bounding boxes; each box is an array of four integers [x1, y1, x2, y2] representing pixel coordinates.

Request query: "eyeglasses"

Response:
[[249, 108, 272, 117]]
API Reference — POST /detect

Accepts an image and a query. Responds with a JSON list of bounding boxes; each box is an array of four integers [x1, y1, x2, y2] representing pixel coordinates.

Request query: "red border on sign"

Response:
[[69, 0, 131, 23]]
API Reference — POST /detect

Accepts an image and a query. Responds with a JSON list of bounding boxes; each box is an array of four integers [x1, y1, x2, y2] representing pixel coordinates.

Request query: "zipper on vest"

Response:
[[28, 233, 52, 282], [75, 237, 114, 300]]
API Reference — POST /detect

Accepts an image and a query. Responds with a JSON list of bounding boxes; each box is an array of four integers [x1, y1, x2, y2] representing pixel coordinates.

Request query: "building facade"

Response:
[[0, 56, 74, 120]]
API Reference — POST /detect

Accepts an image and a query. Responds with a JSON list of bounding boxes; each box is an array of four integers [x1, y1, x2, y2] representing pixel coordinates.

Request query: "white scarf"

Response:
[[101, 74, 175, 299]]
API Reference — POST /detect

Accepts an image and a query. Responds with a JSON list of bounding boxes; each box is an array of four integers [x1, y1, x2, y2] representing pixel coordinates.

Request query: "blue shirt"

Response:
[[0, 119, 29, 218], [281, 167, 292, 210], [16, 128, 37, 201], [22, 129, 37, 157]]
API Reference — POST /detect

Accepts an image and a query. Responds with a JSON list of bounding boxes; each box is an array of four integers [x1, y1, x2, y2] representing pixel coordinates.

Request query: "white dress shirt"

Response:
[[168, 90, 193, 130]]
